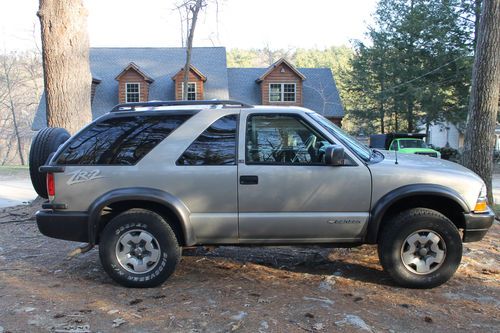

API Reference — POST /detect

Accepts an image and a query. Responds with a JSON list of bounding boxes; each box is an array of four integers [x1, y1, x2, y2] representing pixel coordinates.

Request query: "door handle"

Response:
[[240, 175, 258, 185]]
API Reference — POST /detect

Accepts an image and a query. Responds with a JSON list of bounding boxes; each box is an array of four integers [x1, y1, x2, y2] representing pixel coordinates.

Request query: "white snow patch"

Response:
[[335, 314, 373, 332], [230, 311, 248, 321], [302, 296, 334, 305]]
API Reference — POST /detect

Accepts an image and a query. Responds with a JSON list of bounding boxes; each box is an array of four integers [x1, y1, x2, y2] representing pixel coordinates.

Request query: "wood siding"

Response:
[[261, 63, 303, 106], [173, 70, 205, 100], [117, 69, 150, 103], [328, 117, 342, 127], [90, 81, 98, 104]]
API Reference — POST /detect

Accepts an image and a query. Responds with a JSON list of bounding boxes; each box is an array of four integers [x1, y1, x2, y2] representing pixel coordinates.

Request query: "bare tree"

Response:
[[303, 81, 335, 116], [176, 0, 207, 100], [260, 44, 295, 66], [37, 0, 92, 134], [1, 138, 14, 166], [0, 50, 44, 165], [0, 54, 27, 165], [462, 0, 500, 202]]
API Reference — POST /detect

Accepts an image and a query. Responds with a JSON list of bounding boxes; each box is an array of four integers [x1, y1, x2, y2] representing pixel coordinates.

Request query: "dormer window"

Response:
[[256, 58, 305, 106], [115, 63, 154, 104], [126, 83, 140, 102], [269, 83, 296, 102], [183, 82, 197, 100], [172, 65, 207, 101]]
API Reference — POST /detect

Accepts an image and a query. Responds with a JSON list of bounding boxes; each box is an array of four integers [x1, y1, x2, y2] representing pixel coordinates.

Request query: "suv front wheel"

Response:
[[99, 209, 181, 288], [378, 208, 462, 288]]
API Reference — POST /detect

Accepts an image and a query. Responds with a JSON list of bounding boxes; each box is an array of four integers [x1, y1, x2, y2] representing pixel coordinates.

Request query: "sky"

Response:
[[0, 0, 376, 51]]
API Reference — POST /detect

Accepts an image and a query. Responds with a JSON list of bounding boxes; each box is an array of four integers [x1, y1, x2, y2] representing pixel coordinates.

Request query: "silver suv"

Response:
[[31, 100, 494, 288]]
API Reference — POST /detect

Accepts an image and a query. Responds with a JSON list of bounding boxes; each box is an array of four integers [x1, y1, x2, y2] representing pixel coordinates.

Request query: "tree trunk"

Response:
[[182, 0, 203, 100], [8, 93, 24, 165], [379, 101, 385, 134], [406, 97, 414, 133], [462, 0, 500, 203], [37, 0, 92, 135], [473, 0, 483, 51], [1, 138, 14, 166], [379, 78, 385, 133]]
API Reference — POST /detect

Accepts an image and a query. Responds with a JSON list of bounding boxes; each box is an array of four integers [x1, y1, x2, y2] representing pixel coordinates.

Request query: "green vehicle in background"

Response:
[[370, 133, 441, 158]]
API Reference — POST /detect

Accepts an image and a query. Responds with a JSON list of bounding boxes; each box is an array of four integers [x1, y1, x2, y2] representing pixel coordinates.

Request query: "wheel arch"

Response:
[[366, 184, 470, 244], [87, 188, 195, 246]]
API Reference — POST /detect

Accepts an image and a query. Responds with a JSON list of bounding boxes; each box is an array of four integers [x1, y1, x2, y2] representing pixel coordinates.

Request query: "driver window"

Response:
[[246, 114, 330, 165]]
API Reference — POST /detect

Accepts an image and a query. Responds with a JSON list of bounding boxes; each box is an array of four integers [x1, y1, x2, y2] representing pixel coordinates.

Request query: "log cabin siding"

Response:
[[173, 70, 205, 100], [260, 63, 303, 106], [117, 69, 150, 103]]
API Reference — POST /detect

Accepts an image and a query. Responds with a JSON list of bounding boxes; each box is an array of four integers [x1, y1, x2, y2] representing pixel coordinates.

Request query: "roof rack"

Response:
[[110, 100, 254, 112]]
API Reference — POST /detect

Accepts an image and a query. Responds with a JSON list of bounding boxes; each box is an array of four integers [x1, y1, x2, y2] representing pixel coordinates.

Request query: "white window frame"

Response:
[[181, 82, 197, 101], [268, 83, 296, 103], [125, 82, 141, 103]]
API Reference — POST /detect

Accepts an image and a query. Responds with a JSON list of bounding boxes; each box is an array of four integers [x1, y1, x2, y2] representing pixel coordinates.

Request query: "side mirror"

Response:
[[325, 145, 345, 166]]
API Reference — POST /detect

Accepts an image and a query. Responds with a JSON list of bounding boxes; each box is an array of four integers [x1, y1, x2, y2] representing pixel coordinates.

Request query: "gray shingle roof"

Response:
[[33, 47, 344, 129], [33, 47, 229, 129], [227, 67, 344, 118]]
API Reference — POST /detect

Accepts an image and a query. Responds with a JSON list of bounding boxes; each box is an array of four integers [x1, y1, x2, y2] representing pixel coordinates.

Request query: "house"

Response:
[[495, 124, 500, 152], [33, 47, 344, 129], [423, 121, 464, 149]]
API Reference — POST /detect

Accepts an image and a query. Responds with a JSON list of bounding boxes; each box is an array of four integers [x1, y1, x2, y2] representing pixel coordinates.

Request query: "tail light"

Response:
[[47, 173, 55, 199]]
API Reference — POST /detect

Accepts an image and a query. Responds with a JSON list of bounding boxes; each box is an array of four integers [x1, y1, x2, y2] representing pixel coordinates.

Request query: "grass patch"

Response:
[[0, 165, 29, 170], [0, 165, 29, 177]]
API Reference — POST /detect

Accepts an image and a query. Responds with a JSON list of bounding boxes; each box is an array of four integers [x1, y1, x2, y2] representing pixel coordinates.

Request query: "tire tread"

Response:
[[29, 127, 69, 198], [99, 208, 181, 288], [378, 208, 462, 288]]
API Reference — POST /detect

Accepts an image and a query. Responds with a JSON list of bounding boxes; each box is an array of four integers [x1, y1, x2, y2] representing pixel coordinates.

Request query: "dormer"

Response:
[[172, 65, 207, 100], [256, 58, 306, 106], [115, 62, 154, 103]]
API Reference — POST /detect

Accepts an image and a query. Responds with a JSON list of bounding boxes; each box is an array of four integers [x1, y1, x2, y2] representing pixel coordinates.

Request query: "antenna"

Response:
[[395, 148, 399, 165]]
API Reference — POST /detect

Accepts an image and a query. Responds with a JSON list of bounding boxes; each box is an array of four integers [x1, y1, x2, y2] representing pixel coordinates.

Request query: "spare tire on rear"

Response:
[[29, 127, 70, 198]]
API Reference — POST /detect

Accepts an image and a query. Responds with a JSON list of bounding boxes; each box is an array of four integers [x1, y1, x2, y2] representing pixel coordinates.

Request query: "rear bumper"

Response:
[[36, 210, 89, 243], [462, 208, 495, 242]]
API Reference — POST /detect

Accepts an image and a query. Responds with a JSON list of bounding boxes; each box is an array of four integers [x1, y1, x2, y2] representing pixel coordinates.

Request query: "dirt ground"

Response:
[[0, 202, 498, 333]]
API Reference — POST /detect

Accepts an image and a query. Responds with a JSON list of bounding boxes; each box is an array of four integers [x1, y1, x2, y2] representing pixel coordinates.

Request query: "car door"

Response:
[[237, 111, 372, 243], [170, 112, 239, 244]]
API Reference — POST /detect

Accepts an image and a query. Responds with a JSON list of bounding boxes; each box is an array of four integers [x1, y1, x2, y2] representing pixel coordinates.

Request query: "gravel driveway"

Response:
[[0, 203, 498, 333]]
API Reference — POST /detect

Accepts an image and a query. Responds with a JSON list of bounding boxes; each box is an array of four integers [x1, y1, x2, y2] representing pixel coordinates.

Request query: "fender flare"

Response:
[[87, 187, 195, 245], [365, 184, 470, 244]]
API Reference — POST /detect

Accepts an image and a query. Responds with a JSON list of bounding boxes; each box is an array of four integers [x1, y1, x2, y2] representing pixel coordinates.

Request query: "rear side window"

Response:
[[176, 114, 238, 165], [57, 115, 191, 165]]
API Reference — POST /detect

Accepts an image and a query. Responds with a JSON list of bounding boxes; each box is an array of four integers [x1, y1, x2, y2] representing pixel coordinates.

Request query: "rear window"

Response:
[[56, 115, 191, 165], [176, 114, 238, 166]]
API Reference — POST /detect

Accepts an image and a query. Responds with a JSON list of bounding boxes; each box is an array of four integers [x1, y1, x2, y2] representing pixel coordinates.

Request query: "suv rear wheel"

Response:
[[99, 209, 181, 288], [378, 208, 462, 288]]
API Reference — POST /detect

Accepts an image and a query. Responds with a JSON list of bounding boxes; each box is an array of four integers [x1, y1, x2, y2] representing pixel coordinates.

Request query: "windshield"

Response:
[[398, 139, 428, 149], [308, 113, 372, 161]]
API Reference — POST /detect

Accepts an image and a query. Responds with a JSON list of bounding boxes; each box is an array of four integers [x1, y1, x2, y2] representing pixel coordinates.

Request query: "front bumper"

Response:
[[36, 210, 89, 243], [462, 208, 495, 242]]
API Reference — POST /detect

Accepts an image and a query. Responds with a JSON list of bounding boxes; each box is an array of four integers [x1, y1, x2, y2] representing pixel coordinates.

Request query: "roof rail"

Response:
[[110, 99, 254, 112]]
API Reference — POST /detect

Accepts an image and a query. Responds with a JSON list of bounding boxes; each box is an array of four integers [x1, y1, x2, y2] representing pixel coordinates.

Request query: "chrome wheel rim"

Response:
[[115, 229, 161, 274], [400, 229, 446, 275]]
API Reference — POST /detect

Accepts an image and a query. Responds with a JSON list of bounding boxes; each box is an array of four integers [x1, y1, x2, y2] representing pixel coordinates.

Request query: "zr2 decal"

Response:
[[67, 169, 104, 185]]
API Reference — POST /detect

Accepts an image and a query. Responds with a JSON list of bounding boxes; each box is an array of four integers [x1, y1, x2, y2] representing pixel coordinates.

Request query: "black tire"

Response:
[[29, 127, 70, 198], [378, 208, 462, 289], [99, 209, 181, 288]]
